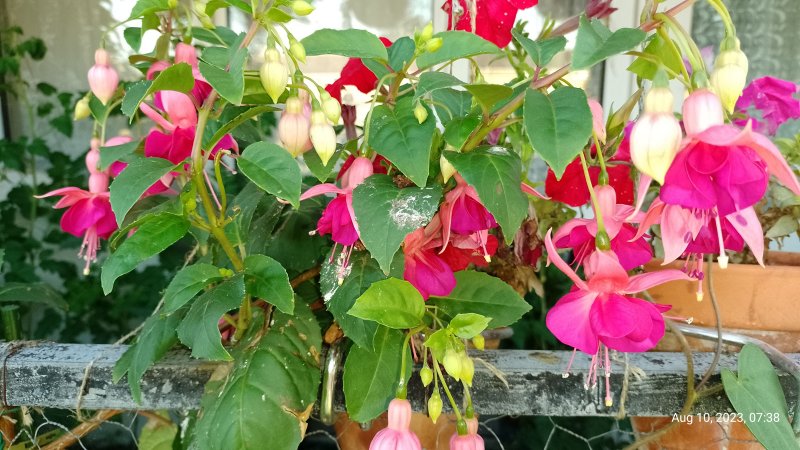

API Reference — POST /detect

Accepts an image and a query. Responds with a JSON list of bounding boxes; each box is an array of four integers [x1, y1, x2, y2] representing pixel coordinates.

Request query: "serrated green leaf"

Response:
[[448, 313, 491, 339], [416, 31, 499, 69], [177, 275, 245, 361], [109, 156, 177, 225], [523, 87, 593, 179], [0, 283, 67, 310], [369, 97, 435, 186], [722, 344, 799, 450], [238, 142, 301, 208], [512, 30, 567, 67], [244, 254, 293, 314], [302, 29, 389, 60], [572, 16, 646, 70], [464, 83, 513, 114], [766, 215, 799, 239], [102, 214, 189, 294], [198, 46, 247, 105], [192, 302, 321, 450], [113, 307, 185, 403], [163, 264, 223, 314], [121, 63, 194, 118], [445, 147, 528, 243], [414, 72, 463, 101], [343, 326, 411, 422], [351, 175, 442, 273], [349, 278, 425, 329], [99, 140, 139, 170], [429, 271, 531, 327]]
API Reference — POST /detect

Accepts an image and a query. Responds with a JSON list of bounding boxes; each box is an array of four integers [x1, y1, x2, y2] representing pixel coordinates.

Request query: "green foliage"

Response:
[[413, 72, 463, 101], [628, 34, 685, 80], [163, 264, 224, 314], [109, 156, 177, 225], [99, 140, 139, 170], [301, 29, 389, 60], [243, 254, 294, 314], [198, 40, 248, 105], [238, 142, 302, 208], [348, 278, 425, 329], [416, 31, 499, 68], [351, 175, 441, 273], [121, 63, 195, 117], [369, 97, 435, 187], [511, 30, 566, 67], [448, 313, 491, 339], [464, 83, 514, 114], [429, 271, 531, 328], [572, 16, 646, 70]]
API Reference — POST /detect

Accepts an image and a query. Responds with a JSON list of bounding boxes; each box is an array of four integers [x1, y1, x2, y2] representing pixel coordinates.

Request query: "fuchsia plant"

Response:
[[34, 0, 800, 448]]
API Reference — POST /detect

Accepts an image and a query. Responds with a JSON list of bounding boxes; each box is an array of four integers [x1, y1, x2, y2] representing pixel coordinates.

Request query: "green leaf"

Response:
[[443, 114, 482, 149], [109, 156, 177, 225], [193, 302, 321, 450], [432, 88, 474, 124], [128, 0, 170, 19], [523, 87, 593, 179], [121, 63, 195, 118], [99, 140, 139, 170], [163, 264, 223, 314], [138, 415, 178, 450], [198, 46, 247, 105], [445, 147, 528, 243], [448, 313, 491, 339], [572, 16, 647, 70], [243, 254, 294, 314], [464, 84, 513, 113], [766, 215, 799, 239], [123, 27, 142, 52], [101, 214, 190, 294], [176, 275, 246, 361], [238, 142, 302, 208], [512, 30, 567, 67], [113, 307, 185, 403], [352, 175, 442, 273], [369, 97, 435, 186], [627, 34, 685, 80], [722, 344, 799, 450], [429, 271, 531, 328], [416, 31, 499, 69], [388, 37, 415, 71], [0, 283, 67, 310], [343, 326, 411, 422], [301, 29, 389, 60], [349, 278, 425, 329], [320, 251, 385, 350], [304, 147, 341, 182], [414, 72, 463, 101]]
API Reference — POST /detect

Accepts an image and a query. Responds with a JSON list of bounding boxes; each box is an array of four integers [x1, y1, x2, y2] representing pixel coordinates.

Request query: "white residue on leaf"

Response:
[[390, 195, 430, 229], [487, 146, 509, 155]]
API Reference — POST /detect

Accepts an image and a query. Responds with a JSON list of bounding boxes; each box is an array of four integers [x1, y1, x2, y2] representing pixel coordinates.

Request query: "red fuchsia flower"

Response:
[[734, 76, 800, 135], [442, 0, 538, 48], [545, 158, 633, 207], [140, 91, 238, 165], [553, 185, 651, 271], [324, 38, 392, 102], [87, 49, 119, 105], [544, 230, 690, 403], [439, 174, 498, 262], [368, 399, 421, 450], [147, 43, 212, 107]]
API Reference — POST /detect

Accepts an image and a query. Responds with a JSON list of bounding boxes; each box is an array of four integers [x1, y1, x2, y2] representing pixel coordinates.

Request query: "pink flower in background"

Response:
[[442, 0, 538, 48], [87, 49, 119, 104], [140, 91, 238, 165], [544, 230, 688, 355], [403, 215, 456, 299], [369, 399, 422, 450], [734, 76, 800, 134], [553, 185, 651, 270]]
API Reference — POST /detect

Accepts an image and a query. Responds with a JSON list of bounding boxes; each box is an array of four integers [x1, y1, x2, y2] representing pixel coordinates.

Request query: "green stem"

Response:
[[397, 326, 424, 399], [578, 152, 607, 236], [1, 306, 21, 340], [657, 27, 692, 87], [706, 0, 735, 38], [592, 132, 608, 184], [433, 360, 463, 422], [361, 73, 395, 153]]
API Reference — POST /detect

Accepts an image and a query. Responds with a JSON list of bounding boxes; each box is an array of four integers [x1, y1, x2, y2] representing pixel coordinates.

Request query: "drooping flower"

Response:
[[450, 418, 484, 450], [630, 87, 682, 184], [439, 174, 497, 260], [87, 49, 119, 105], [325, 37, 392, 102], [107, 135, 173, 196], [260, 48, 289, 102], [442, 0, 538, 48], [140, 91, 238, 165], [553, 185, 652, 271], [711, 42, 748, 113], [278, 96, 312, 157], [734, 76, 800, 134], [368, 399, 421, 450], [403, 215, 456, 299]]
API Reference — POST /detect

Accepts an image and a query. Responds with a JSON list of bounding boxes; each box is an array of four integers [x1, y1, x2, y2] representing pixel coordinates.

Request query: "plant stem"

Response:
[[696, 255, 722, 391], [433, 360, 463, 422], [578, 152, 607, 236]]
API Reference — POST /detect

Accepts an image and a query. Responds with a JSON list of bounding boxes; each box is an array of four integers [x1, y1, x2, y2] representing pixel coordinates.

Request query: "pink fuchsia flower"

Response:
[[147, 43, 212, 107], [87, 49, 119, 105], [403, 215, 456, 299], [734, 76, 800, 135], [661, 99, 800, 217], [369, 399, 421, 450], [450, 418, 485, 450], [140, 91, 238, 165], [442, 0, 538, 48], [439, 174, 497, 260], [553, 185, 652, 271], [588, 98, 606, 143], [106, 135, 173, 196], [325, 38, 392, 102]]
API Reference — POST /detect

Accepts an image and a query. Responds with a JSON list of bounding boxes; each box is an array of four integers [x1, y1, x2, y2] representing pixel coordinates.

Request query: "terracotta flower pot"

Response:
[[631, 253, 800, 449]]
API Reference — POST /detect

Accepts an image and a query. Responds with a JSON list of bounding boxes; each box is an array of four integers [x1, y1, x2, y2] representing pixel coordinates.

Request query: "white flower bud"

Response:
[[309, 111, 337, 165], [260, 49, 289, 103]]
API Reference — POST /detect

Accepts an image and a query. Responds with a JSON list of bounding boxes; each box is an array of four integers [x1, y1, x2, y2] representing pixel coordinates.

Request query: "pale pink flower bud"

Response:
[[643, 86, 674, 114], [369, 399, 421, 450], [682, 89, 724, 137], [87, 49, 119, 105], [342, 156, 374, 190], [711, 42, 748, 113], [86, 138, 102, 174], [588, 98, 606, 143], [260, 49, 288, 103], [88, 172, 109, 194], [630, 113, 682, 184], [278, 97, 311, 157], [310, 111, 337, 165], [450, 434, 485, 450], [174, 42, 198, 66]]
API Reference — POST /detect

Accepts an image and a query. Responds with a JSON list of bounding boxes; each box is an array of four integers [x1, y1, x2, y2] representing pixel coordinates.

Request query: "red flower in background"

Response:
[[442, 0, 538, 47], [545, 160, 633, 207], [325, 37, 392, 102]]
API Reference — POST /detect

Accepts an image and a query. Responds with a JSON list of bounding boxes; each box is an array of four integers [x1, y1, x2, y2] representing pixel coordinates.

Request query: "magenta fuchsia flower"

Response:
[[439, 174, 498, 261], [368, 399, 421, 450], [87, 49, 118, 105], [403, 215, 456, 299], [147, 43, 212, 107], [553, 185, 652, 271], [140, 91, 238, 165], [734, 76, 800, 134]]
